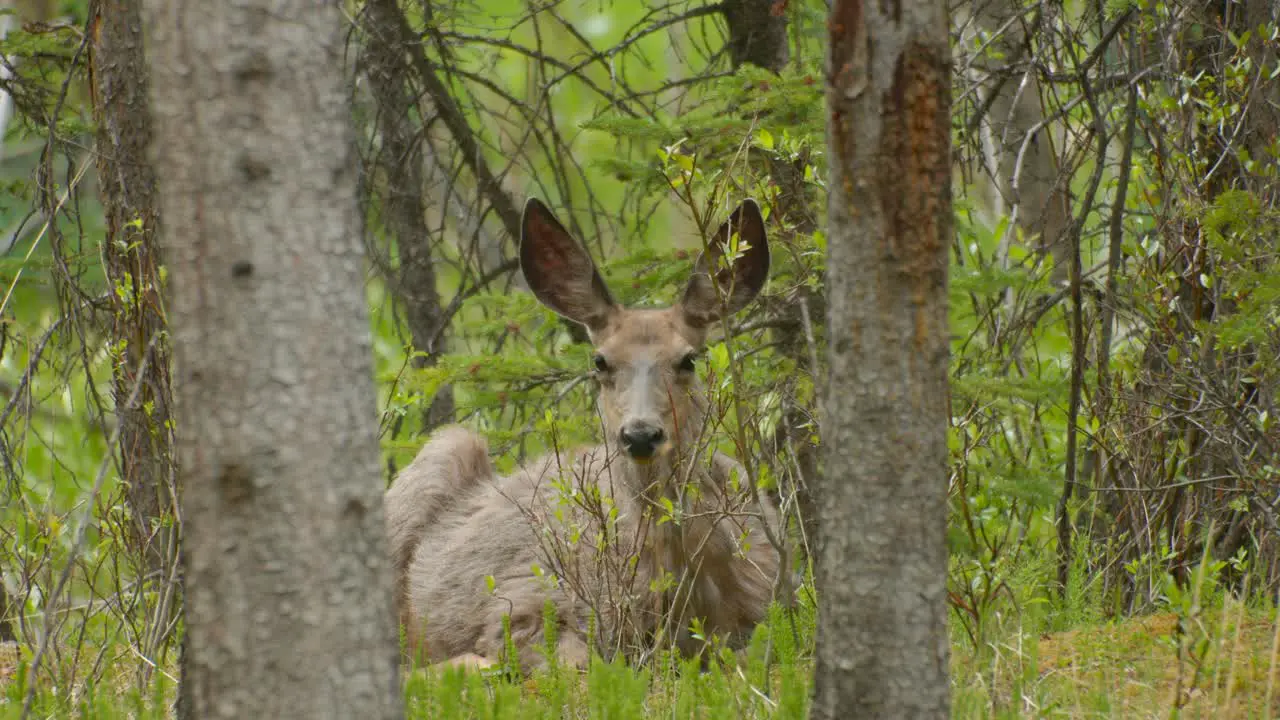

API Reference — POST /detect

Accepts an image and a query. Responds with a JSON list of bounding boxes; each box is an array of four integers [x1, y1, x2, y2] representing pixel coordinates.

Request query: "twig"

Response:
[[20, 332, 158, 719], [1055, 37, 1111, 593]]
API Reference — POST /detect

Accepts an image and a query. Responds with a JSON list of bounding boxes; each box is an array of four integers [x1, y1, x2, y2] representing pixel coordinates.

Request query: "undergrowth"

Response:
[[7, 550, 1280, 718]]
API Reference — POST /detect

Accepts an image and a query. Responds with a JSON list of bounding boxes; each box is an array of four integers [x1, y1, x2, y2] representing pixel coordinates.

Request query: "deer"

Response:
[[385, 197, 780, 673]]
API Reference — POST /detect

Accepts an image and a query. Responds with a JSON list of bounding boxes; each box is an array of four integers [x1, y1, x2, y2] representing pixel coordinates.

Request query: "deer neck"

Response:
[[615, 438, 725, 587]]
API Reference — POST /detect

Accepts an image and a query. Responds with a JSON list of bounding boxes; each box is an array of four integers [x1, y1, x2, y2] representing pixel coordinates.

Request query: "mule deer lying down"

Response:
[[386, 198, 781, 672]]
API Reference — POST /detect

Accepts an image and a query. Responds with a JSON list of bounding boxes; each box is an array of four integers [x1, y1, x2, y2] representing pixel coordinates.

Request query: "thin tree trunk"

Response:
[[144, 0, 402, 716], [966, 0, 1071, 286], [0, 582, 12, 642], [89, 0, 177, 581], [718, 0, 822, 558], [361, 0, 454, 432], [1083, 45, 1137, 588], [813, 0, 952, 715], [1242, 0, 1280, 207], [721, 0, 790, 72]]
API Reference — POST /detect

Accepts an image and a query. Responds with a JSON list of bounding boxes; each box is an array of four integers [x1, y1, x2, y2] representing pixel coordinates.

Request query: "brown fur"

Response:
[[384, 199, 780, 673]]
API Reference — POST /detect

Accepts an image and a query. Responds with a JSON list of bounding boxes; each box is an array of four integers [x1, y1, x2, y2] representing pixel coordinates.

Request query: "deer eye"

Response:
[[592, 354, 610, 373], [677, 353, 698, 373]]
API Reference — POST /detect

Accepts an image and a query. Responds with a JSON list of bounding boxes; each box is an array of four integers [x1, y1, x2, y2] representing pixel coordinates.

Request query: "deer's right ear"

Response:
[[520, 198, 618, 334], [680, 198, 770, 328]]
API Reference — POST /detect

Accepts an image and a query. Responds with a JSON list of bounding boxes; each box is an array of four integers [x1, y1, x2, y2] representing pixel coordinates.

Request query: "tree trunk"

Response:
[[360, 0, 454, 433], [143, 1, 402, 716], [0, 582, 12, 642], [721, 0, 790, 72], [966, 1, 1071, 286], [1124, 0, 1280, 590], [718, 0, 822, 559], [813, 0, 952, 716], [89, 0, 177, 581]]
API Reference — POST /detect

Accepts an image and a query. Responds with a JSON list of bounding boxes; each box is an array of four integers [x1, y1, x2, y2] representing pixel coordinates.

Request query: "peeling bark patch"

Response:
[[827, 0, 865, 177], [828, 0, 864, 99], [876, 43, 950, 352]]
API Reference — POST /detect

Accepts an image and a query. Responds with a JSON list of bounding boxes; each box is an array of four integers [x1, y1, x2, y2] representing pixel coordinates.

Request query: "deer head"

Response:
[[520, 198, 770, 467]]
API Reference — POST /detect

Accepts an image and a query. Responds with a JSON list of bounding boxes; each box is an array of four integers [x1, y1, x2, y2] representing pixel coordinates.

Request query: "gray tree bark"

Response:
[[143, 1, 402, 717], [813, 0, 952, 716]]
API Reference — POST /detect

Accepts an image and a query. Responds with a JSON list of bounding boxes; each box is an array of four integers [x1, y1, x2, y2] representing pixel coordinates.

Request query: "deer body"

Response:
[[386, 200, 779, 672]]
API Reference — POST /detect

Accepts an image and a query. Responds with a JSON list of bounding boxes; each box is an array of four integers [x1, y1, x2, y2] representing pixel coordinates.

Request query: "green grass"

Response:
[[7, 579, 1280, 719]]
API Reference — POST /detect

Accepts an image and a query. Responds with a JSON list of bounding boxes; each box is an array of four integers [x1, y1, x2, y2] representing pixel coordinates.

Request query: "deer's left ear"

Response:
[[680, 199, 770, 328]]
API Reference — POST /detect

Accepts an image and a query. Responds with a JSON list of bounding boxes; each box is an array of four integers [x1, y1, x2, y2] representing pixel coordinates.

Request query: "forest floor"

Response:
[[2, 600, 1279, 717], [953, 604, 1280, 718]]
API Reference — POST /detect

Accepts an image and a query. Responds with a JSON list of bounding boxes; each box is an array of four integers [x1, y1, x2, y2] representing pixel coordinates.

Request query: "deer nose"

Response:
[[619, 423, 665, 459]]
